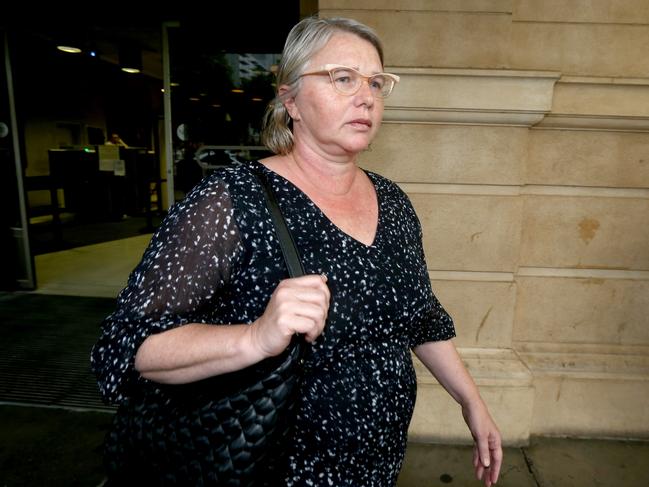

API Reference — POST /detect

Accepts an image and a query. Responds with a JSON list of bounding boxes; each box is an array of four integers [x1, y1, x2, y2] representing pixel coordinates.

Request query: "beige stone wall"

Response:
[[320, 0, 649, 442]]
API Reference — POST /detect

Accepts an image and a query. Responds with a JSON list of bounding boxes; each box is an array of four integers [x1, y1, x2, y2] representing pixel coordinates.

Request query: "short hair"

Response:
[[261, 16, 384, 155]]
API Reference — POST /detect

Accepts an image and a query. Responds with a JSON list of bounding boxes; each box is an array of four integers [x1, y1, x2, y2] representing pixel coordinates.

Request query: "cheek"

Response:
[[303, 97, 344, 128], [373, 101, 385, 120], [294, 88, 334, 122], [369, 106, 384, 133], [371, 119, 382, 137]]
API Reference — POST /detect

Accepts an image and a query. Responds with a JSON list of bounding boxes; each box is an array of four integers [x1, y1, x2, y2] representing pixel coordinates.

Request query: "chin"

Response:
[[341, 137, 373, 154], [341, 145, 370, 157]]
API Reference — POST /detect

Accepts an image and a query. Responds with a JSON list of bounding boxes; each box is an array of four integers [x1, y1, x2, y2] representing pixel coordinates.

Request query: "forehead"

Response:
[[309, 32, 382, 69]]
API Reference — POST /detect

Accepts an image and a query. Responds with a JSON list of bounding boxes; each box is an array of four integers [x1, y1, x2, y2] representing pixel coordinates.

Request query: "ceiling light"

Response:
[[119, 43, 142, 74], [57, 45, 82, 54]]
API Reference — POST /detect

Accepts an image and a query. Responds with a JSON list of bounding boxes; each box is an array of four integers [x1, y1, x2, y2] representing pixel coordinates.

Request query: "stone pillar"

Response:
[[320, 0, 649, 444]]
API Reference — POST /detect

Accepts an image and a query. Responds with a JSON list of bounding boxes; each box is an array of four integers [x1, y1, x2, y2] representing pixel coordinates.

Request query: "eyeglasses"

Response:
[[300, 64, 400, 99]]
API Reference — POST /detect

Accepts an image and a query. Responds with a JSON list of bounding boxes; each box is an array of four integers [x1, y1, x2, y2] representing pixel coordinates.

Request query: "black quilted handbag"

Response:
[[104, 167, 307, 486]]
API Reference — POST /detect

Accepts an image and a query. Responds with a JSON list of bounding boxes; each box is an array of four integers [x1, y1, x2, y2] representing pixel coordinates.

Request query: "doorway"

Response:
[[5, 6, 307, 292]]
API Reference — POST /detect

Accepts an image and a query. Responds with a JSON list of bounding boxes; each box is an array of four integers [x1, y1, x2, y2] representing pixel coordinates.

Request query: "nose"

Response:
[[354, 79, 375, 106]]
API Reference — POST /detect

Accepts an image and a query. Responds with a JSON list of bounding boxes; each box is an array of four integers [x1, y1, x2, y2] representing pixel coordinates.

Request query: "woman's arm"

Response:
[[413, 340, 502, 487], [135, 323, 262, 384], [92, 174, 328, 402], [135, 274, 330, 384]]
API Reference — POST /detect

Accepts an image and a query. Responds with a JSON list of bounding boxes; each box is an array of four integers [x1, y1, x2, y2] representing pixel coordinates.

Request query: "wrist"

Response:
[[244, 320, 273, 361], [460, 394, 486, 412]]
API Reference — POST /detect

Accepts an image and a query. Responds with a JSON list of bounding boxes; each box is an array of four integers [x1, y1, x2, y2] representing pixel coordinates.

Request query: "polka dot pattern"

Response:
[[91, 160, 455, 485]]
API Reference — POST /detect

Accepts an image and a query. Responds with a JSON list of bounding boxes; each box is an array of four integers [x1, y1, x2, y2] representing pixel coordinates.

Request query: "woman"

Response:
[[92, 16, 502, 486]]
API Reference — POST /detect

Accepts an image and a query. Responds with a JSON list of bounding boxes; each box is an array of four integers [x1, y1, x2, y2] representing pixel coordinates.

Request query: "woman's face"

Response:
[[283, 32, 385, 159]]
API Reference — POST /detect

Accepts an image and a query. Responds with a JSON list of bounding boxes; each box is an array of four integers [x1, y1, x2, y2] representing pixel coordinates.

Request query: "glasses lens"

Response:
[[331, 68, 360, 95], [328, 67, 396, 98], [369, 74, 393, 98]]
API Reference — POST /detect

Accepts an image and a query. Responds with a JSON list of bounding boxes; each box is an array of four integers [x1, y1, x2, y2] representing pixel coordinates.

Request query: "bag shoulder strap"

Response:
[[250, 165, 305, 279]]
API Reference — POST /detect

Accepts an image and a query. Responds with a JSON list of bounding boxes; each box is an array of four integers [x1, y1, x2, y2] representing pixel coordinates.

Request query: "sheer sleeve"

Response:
[[90, 175, 245, 404]]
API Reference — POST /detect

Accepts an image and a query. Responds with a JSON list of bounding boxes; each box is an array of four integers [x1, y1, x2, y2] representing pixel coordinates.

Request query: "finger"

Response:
[[291, 287, 331, 308], [490, 446, 503, 485], [275, 302, 323, 324], [290, 275, 331, 306], [487, 431, 502, 484], [477, 436, 491, 469], [289, 315, 326, 341], [275, 281, 330, 308], [475, 462, 485, 482], [291, 282, 330, 306], [482, 466, 493, 487], [282, 273, 329, 290], [300, 305, 328, 328], [473, 444, 480, 469], [273, 292, 327, 319]]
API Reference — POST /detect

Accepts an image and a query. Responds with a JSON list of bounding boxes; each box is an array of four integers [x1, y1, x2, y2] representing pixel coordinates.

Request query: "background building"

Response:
[[322, 0, 649, 443]]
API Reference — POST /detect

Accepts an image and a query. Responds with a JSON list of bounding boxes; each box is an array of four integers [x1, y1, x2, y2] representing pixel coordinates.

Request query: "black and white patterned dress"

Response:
[[91, 160, 455, 486]]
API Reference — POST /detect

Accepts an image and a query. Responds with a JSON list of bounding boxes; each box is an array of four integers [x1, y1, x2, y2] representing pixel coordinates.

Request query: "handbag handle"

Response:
[[251, 166, 306, 279]]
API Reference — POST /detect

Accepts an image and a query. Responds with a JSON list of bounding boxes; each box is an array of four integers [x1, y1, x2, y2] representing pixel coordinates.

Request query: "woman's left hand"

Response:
[[462, 400, 502, 486], [413, 340, 503, 485]]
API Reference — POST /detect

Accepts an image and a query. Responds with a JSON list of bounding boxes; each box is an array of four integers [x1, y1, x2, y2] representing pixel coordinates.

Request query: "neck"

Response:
[[287, 146, 360, 197]]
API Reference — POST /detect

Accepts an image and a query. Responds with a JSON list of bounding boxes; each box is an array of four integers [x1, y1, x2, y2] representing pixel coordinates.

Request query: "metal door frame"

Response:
[[162, 21, 179, 210], [3, 29, 35, 289]]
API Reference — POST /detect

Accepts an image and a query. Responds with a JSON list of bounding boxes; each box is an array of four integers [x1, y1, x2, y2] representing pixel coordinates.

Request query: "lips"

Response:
[[349, 118, 373, 128]]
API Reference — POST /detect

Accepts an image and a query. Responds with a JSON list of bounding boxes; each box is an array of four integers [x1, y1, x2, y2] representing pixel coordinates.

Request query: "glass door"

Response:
[[162, 12, 302, 205]]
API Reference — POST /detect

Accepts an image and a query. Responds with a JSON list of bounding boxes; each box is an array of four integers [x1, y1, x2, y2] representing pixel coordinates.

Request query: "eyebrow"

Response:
[[324, 64, 385, 75]]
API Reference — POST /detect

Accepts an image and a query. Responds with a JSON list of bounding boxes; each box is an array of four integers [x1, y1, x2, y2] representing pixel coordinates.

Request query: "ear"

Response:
[[279, 84, 301, 121]]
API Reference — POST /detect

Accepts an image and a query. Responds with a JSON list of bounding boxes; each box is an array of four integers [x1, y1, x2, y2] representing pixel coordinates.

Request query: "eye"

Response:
[[332, 69, 355, 85], [369, 75, 386, 91]]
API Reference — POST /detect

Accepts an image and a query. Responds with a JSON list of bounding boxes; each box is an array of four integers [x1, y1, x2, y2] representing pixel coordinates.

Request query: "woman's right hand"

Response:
[[249, 274, 330, 358]]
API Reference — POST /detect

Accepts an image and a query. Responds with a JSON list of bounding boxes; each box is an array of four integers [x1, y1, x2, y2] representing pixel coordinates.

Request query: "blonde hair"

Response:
[[261, 16, 384, 155]]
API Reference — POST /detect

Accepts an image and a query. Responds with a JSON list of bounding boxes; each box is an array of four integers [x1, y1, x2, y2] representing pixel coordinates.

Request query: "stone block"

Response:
[[362, 124, 527, 185], [409, 193, 523, 272], [514, 275, 649, 346], [382, 68, 558, 126], [320, 0, 513, 12], [509, 22, 649, 77], [321, 10, 512, 68], [551, 80, 649, 118], [519, 195, 649, 271], [513, 0, 649, 24], [518, 346, 649, 437], [527, 130, 649, 189], [431, 278, 516, 348]]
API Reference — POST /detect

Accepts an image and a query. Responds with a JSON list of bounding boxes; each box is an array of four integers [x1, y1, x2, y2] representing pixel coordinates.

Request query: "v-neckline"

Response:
[[251, 160, 382, 249]]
